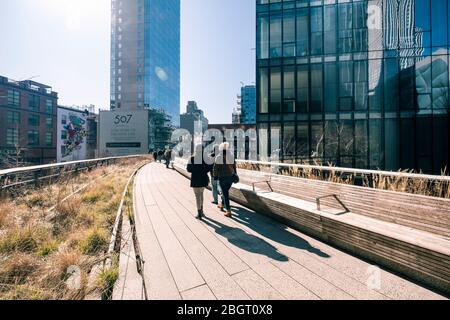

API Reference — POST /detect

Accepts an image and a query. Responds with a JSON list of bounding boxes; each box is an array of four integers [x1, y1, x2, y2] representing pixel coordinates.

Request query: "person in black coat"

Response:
[[187, 145, 212, 220]]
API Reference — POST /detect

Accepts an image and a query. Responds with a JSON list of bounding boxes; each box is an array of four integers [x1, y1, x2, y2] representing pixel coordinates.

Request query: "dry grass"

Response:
[[0, 204, 13, 228], [0, 157, 147, 300], [238, 162, 450, 199]]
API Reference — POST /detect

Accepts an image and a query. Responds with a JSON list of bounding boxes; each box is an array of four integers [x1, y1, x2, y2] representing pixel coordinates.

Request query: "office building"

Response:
[[0, 76, 58, 168], [239, 85, 257, 124], [110, 0, 181, 151], [180, 101, 209, 135], [110, 0, 180, 119], [256, 0, 449, 174], [149, 108, 175, 151]]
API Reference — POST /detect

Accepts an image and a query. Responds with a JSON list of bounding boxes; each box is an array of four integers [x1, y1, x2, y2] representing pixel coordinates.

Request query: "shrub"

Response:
[[38, 241, 59, 257], [96, 265, 119, 300], [0, 228, 40, 254], [0, 254, 40, 286], [79, 228, 108, 256], [2, 285, 48, 300]]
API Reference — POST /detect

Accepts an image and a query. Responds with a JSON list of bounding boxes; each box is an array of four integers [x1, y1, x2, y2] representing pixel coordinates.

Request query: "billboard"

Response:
[[99, 110, 149, 157], [57, 107, 88, 163]]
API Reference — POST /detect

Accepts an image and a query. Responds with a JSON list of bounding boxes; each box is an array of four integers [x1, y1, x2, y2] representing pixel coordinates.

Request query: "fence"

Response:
[[0, 155, 147, 194], [173, 157, 450, 198]]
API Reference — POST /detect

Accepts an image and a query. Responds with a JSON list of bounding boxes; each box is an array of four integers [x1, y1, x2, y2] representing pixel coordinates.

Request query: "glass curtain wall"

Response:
[[256, 0, 450, 174]]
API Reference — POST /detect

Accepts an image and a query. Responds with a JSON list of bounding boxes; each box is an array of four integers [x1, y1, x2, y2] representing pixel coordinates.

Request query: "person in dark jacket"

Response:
[[165, 149, 172, 168], [209, 144, 222, 205], [153, 151, 158, 163], [213, 142, 237, 218], [187, 145, 212, 220]]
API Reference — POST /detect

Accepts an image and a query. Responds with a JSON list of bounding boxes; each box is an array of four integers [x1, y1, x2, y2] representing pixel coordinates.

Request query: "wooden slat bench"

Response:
[[173, 163, 450, 295], [238, 170, 450, 239]]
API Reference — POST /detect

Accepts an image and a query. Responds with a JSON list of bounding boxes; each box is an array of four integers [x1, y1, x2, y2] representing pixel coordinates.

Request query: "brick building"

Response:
[[0, 76, 58, 168]]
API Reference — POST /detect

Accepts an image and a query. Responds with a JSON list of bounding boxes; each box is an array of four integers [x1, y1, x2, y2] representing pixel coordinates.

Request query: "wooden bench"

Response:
[[238, 170, 450, 239], [173, 163, 450, 295]]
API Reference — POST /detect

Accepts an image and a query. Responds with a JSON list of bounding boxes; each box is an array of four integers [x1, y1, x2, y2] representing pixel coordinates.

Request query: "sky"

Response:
[[0, 0, 256, 124]]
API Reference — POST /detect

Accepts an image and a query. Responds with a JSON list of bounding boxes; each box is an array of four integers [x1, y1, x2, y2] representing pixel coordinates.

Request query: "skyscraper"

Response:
[[256, 0, 449, 174], [240, 85, 257, 124], [110, 0, 180, 126]]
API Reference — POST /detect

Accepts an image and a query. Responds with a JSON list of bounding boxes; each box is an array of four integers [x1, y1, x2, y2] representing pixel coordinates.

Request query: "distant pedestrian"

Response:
[[158, 150, 164, 162], [209, 144, 222, 206], [213, 142, 238, 218], [153, 151, 158, 162], [165, 149, 172, 169], [187, 145, 212, 220]]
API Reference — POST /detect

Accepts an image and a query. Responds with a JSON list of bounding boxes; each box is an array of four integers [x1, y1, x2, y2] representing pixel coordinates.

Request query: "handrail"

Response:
[[236, 159, 450, 183], [0, 155, 148, 193], [0, 155, 145, 176], [174, 157, 450, 182]]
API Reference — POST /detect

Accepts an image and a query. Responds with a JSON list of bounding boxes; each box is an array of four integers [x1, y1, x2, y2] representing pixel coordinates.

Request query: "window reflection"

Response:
[[256, 0, 450, 173]]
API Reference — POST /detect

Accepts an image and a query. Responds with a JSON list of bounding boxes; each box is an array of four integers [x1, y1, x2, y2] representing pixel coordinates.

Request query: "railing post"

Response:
[[0, 175, 6, 200], [34, 171, 40, 188]]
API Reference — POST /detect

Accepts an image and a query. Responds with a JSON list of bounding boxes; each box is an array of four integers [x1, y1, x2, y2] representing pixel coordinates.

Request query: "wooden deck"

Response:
[[114, 163, 447, 300]]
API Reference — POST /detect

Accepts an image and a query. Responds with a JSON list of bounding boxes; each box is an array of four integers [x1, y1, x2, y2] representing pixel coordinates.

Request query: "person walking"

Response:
[[209, 144, 223, 206], [158, 150, 164, 163], [213, 142, 238, 218], [165, 149, 172, 169], [187, 145, 212, 220], [152, 151, 158, 163]]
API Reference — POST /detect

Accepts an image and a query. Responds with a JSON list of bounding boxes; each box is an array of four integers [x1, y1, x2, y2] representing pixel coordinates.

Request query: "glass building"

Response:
[[256, 0, 450, 174], [111, 0, 180, 126], [240, 85, 257, 124]]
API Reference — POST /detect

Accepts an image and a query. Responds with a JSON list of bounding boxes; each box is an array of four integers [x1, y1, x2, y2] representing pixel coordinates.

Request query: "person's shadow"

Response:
[[229, 205, 330, 259], [202, 217, 289, 262]]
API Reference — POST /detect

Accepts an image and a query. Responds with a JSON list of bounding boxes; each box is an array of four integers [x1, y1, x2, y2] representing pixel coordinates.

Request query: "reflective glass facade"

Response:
[[111, 0, 180, 126], [256, 0, 450, 173]]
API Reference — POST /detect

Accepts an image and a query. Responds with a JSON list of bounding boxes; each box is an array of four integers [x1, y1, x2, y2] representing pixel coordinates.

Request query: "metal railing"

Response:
[[236, 159, 450, 198], [173, 156, 450, 197], [0, 155, 147, 194]]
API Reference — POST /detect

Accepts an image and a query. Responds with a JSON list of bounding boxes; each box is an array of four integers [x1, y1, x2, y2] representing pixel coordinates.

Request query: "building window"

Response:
[[61, 130, 67, 140], [62, 115, 67, 125], [8, 90, 20, 107], [297, 123, 309, 159], [283, 10, 296, 57], [259, 68, 269, 113], [28, 130, 39, 146], [338, 3, 353, 53], [311, 64, 323, 112], [296, 9, 309, 56], [269, 12, 282, 58], [29, 95, 40, 111], [257, 13, 269, 59], [339, 61, 354, 111], [6, 128, 19, 147], [7, 111, 20, 125], [46, 117, 53, 129], [28, 114, 40, 127], [297, 65, 309, 113], [310, 7, 323, 55], [283, 66, 296, 113], [45, 132, 53, 146], [270, 68, 282, 113], [46, 100, 54, 114], [324, 5, 337, 55]]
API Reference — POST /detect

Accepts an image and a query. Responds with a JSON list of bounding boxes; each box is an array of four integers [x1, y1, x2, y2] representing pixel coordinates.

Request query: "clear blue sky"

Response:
[[0, 0, 256, 124]]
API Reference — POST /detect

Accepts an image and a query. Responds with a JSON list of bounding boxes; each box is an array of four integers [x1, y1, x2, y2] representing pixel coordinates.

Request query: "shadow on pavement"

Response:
[[202, 217, 289, 262], [229, 205, 330, 259]]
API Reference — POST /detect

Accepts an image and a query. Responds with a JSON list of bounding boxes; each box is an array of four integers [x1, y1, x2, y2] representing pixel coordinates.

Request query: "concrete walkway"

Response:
[[115, 163, 446, 300]]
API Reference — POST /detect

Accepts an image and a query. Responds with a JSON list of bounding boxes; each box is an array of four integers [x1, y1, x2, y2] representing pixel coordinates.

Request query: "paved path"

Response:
[[115, 163, 446, 300]]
